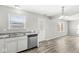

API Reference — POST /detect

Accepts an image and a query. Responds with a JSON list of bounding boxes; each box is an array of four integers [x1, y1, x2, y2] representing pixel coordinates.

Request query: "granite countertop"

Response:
[[0, 31, 38, 39], [0, 31, 37, 35]]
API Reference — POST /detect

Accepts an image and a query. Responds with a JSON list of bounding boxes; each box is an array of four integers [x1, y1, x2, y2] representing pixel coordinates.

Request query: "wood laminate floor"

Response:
[[22, 36, 79, 53]]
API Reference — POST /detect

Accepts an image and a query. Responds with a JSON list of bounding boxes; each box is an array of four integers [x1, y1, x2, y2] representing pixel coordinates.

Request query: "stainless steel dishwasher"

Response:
[[27, 34, 38, 49]]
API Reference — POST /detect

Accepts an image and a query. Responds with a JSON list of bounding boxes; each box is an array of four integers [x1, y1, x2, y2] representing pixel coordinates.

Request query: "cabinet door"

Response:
[[0, 39, 4, 53], [5, 38, 17, 53], [18, 36, 27, 52]]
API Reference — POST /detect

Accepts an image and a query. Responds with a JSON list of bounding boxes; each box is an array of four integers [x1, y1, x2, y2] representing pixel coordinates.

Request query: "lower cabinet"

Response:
[[0, 34, 37, 53], [4, 36, 28, 53], [18, 36, 28, 52], [0, 39, 5, 53], [5, 38, 17, 53]]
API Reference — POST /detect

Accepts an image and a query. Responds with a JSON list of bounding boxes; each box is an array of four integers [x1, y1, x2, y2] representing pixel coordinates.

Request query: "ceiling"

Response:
[[6, 5, 79, 21]]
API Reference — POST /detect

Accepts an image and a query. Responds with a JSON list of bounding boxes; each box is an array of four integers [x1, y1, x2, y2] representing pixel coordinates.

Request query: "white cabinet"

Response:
[[0, 33, 37, 53], [4, 36, 28, 53], [18, 36, 28, 52], [5, 38, 17, 53], [0, 39, 5, 53]]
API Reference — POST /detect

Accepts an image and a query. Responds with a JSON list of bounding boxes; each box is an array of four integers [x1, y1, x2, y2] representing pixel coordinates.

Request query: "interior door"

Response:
[[38, 17, 46, 42]]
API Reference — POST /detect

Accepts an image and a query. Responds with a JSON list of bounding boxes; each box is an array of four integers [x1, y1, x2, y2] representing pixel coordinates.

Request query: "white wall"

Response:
[[45, 18, 68, 40], [37, 16, 68, 41], [0, 6, 68, 42], [0, 6, 39, 33], [0, 6, 46, 42]]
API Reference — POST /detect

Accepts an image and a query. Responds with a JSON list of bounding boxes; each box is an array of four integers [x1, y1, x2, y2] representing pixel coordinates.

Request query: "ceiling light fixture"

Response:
[[14, 5, 21, 9], [59, 6, 65, 19]]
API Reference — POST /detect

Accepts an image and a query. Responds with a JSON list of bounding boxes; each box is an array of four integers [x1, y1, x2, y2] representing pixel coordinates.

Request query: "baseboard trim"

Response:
[[39, 35, 67, 43]]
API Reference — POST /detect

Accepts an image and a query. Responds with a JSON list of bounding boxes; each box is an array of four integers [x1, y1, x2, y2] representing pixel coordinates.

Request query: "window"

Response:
[[8, 14, 26, 30], [56, 22, 64, 32]]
